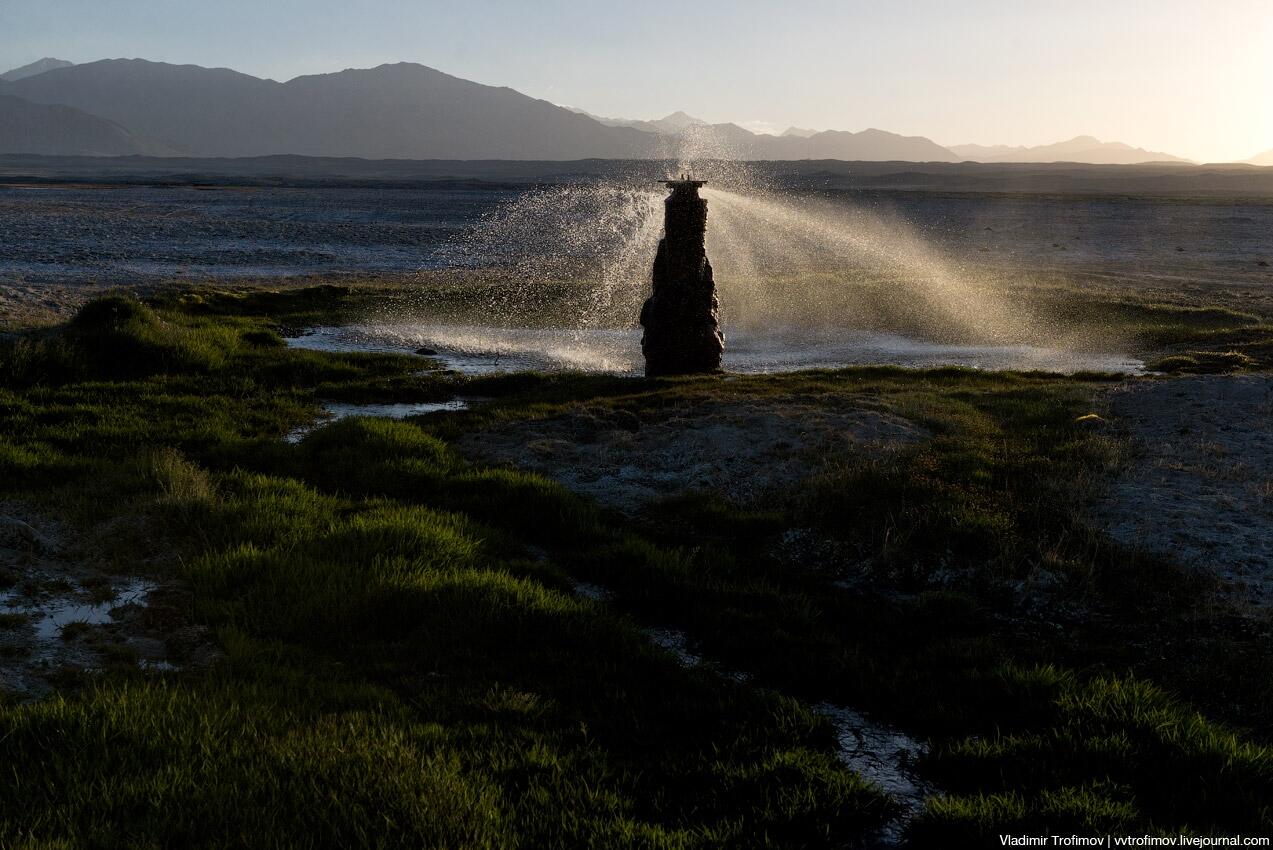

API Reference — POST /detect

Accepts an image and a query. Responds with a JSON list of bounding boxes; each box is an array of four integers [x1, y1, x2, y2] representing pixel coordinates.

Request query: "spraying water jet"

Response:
[[640, 177, 725, 376], [373, 172, 1141, 376]]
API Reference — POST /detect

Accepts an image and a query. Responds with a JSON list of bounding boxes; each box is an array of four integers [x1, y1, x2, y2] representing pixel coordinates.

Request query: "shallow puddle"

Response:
[[290, 323, 1143, 375], [813, 703, 933, 844], [285, 398, 471, 443], [0, 577, 156, 657]]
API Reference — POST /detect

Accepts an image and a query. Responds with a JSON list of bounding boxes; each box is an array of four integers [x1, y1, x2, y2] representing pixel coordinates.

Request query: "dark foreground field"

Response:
[[1, 283, 1271, 847]]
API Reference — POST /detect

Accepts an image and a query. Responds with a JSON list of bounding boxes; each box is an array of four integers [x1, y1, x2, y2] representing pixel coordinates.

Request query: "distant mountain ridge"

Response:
[[0, 93, 171, 156], [0, 60, 959, 161], [566, 105, 1192, 164], [949, 136, 1190, 164], [563, 107, 959, 161], [0, 57, 1201, 163], [0, 60, 657, 159], [0, 58, 74, 82], [567, 108, 709, 135]]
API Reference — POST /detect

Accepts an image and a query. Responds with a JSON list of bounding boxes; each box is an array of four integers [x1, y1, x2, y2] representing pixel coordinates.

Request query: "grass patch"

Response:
[[912, 668, 1273, 842], [0, 612, 28, 630], [1, 286, 1269, 844], [1149, 349, 1258, 374], [0, 291, 895, 848], [57, 621, 93, 642]]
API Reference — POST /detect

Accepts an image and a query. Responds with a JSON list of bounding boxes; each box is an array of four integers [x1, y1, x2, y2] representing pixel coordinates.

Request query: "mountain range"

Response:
[[0, 57, 74, 82], [0, 57, 1247, 164], [948, 136, 1190, 165], [0, 59, 960, 161]]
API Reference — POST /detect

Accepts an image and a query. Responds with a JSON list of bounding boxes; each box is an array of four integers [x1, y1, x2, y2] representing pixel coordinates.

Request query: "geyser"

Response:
[[639, 177, 725, 376], [425, 166, 1139, 375]]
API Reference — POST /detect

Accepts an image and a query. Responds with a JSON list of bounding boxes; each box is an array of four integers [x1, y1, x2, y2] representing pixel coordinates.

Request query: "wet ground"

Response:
[[0, 185, 504, 283], [1, 184, 1270, 287], [284, 398, 471, 443], [290, 323, 1144, 375], [0, 504, 215, 701]]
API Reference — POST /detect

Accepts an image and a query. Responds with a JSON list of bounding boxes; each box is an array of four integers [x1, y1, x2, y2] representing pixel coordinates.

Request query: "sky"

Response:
[[2, 0, 1270, 162]]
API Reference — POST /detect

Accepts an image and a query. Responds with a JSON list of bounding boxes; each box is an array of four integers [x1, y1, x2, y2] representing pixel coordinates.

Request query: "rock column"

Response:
[[640, 178, 724, 376]]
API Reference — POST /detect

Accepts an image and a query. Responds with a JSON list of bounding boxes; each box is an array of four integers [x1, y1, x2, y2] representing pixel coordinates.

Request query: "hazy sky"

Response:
[[2, 0, 1270, 162]]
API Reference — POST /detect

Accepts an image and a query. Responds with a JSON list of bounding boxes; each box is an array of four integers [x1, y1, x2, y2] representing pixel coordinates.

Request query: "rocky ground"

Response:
[[0, 280, 118, 327], [459, 398, 925, 514], [1096, 374, 1273, 608], [460, 373, 1273, 616]]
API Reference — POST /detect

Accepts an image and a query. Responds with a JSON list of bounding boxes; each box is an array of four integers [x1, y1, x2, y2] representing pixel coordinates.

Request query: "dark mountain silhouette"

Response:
[[1, 60, 655, 159], [949, 136, 1190, 164], [0, 93, 168, 156], [1, 59, 959, 161], [0, 58, 74, 82]]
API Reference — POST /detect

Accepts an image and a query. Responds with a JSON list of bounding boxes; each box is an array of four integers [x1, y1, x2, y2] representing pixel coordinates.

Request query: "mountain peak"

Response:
[[0, 57, 74, 82], [336, 61, 445, 77], [649, 111, 702, 128]]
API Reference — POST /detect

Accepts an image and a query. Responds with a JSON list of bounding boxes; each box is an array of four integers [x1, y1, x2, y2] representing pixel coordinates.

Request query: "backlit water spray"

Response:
[[704, 185, 1034, 341], [332, 156, 1141, 375]]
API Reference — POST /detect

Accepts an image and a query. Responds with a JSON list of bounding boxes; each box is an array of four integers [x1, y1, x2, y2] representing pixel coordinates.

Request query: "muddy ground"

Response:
[[0, 504, 216, 701]]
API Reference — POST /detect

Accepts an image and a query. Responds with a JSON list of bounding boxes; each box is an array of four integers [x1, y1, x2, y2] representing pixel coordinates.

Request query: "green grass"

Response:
[[1147, 349, 1259, 374], [0, 294, 893, 848], [908, 668, 1273, 842], [1, 287, 1270, 847], [1022, 283, 1273, 370]]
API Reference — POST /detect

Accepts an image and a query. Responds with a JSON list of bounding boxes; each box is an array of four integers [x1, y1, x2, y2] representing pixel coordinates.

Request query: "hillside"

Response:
[[0, 58, 74, 82], [0, 94, 163, 156]]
